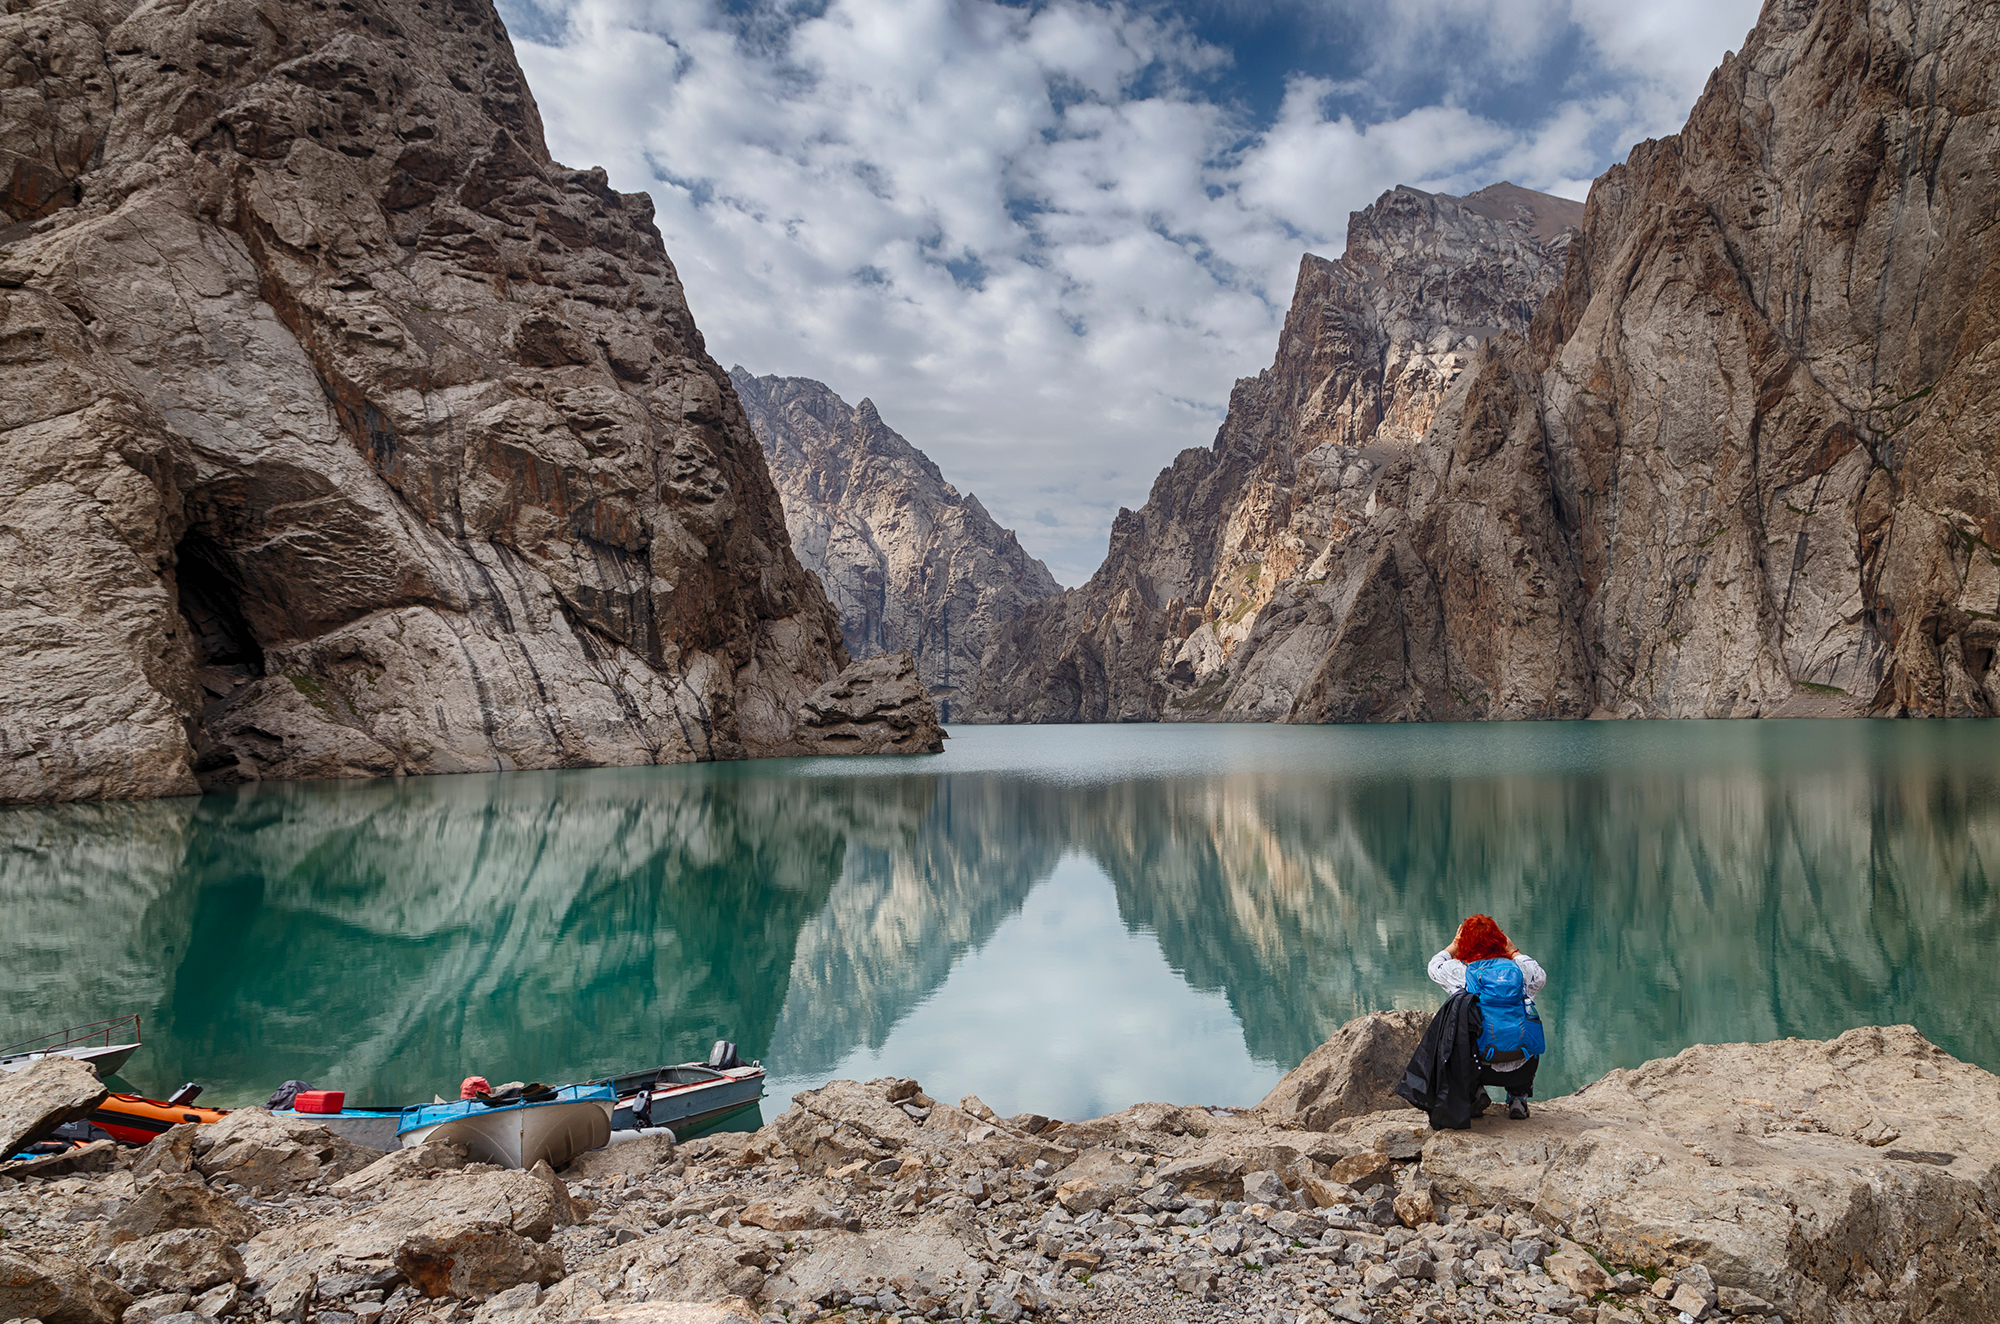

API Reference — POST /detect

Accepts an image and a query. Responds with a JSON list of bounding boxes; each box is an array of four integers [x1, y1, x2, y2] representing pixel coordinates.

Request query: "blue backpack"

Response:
[[1465, 959, 1546, 1060]]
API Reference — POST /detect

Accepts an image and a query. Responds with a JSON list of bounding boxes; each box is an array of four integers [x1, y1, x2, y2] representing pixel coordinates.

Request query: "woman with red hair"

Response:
[[1428, 914, 1547, 1118]]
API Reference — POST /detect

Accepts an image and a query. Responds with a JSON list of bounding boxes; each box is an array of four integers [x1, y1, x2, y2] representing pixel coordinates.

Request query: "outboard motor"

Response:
[[707, 1040, 740, 1070]]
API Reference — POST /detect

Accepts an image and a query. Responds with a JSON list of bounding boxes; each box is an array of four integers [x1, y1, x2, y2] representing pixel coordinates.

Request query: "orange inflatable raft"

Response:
[[88, 1091, 229, 1144]]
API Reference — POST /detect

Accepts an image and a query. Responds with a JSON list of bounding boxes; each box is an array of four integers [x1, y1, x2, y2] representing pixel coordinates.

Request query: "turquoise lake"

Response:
[[3, 721, 1996, 1121]]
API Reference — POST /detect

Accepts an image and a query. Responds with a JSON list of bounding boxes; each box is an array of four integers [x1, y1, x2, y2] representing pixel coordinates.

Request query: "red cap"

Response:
[[460, 1076, 491, 1099]]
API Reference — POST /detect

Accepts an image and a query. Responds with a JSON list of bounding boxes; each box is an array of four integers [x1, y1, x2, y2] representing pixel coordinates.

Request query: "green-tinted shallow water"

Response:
[[3, 721, 1997, 1122]]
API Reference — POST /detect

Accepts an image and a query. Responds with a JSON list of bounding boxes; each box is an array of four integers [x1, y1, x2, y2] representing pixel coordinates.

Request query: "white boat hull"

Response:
[[0, 1043, 139, 1077], [400, 1098, 612, 1169]]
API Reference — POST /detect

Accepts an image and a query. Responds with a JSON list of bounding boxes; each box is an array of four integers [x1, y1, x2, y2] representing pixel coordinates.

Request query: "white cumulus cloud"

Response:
[[502, 0, 1757, 584]]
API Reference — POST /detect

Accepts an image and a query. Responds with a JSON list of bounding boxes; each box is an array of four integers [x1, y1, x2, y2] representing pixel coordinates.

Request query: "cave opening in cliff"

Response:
[[175, 530, 266, 701]]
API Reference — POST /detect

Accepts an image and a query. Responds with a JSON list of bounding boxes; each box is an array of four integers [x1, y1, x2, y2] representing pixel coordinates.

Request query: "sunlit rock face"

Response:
[[734, 370, 1060, 722], [973, 0, 2000, 723], [965, 182, 1581, 723], [0, 0, 909, 806]]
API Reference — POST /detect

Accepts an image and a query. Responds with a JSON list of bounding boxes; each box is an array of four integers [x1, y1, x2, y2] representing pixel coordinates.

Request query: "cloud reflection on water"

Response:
[[1, 722, 1994, 1110]]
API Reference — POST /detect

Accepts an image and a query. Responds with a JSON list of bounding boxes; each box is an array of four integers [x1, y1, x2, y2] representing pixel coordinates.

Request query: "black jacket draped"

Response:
[[1393, 991, 1485, 1130]]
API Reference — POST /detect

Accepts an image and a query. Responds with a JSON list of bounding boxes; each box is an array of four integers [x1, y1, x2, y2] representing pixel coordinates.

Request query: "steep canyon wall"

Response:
[[970, 0, 2000, 723], [0, 0, 934, 805]]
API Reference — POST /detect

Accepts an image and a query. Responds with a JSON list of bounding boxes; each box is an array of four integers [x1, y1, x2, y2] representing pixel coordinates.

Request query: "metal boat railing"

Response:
[[0, 1014, 142, 1057]]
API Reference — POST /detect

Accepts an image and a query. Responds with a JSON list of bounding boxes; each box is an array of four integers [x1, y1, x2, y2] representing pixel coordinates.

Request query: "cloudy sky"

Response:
[[499, 0, 1761, 585]]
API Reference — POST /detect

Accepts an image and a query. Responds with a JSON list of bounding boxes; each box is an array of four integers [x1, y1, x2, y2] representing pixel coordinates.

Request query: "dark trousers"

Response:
[[1476, 1054, 1539, 1097]]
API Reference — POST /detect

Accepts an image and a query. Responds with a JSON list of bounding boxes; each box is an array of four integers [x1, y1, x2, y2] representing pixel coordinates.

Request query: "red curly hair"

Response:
[[1454, 914, 1514, 963]]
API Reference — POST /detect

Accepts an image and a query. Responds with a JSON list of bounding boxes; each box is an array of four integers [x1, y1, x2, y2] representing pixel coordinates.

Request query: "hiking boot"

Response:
[[1506, 1094, 1530, 1120], [1470, 1092, 1491, 1117]]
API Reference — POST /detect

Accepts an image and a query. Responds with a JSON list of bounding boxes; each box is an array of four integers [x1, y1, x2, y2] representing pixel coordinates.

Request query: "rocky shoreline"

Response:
[[3, 1022, 1995, 1324]]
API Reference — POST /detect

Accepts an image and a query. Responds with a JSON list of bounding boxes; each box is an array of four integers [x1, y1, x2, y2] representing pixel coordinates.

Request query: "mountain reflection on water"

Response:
[[2, 723, 1995, 1117]]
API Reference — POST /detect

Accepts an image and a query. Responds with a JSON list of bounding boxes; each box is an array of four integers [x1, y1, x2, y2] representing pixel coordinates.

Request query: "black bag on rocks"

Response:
[[266, 1079, 312, 1110], [1393, 992, 1485, 1130]]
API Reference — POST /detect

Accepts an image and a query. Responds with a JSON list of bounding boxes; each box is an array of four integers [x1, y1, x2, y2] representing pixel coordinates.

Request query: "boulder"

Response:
[[396, 1221, 565, 1302], [1391, 1185, 1435, 1228], [468, 1282, 545, 1324], [735, 1201, 848, 1232], [1258, 1011, 1428, 1129], [574, 1225, 772, 1304], [562, 1135, 677, 1182], [0, 1056, 109, 1157], [190, 1109, 377, 1193], [241, 1169, 579, 1306], [1325, 1153, 1395, 1193], [1240, 1171, 1289, 1207], [771, 1077, 1061, 1174], [0, 1247, 133, 1324], [108, 1229, 246, 1294], [124, 1291, 195, 1324], [788, 654, 946, 756], [133, 1123, 202, 1182], [1543, 1242, 1611, 1296], [101, 1175, 263, 1246], [756, 1230, 984, 1306], [330, 1140, 471, 1198], [1420, 1026, 2000, 1323]]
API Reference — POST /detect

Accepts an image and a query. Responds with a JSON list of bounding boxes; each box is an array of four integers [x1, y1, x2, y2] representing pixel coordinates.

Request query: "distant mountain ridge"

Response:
[[734, 370, 1060, 720]]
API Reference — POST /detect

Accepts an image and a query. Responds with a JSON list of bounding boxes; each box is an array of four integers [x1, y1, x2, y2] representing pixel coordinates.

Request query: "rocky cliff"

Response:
[[0, 0, 935, 806], [733, 370, 1060, 721], [965, 182, 1583, 722], [972, 0, 2000, 723]]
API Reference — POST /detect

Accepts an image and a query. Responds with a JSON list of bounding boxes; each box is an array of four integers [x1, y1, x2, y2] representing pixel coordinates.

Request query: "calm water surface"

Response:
[[3, 722, 1996, 1120]]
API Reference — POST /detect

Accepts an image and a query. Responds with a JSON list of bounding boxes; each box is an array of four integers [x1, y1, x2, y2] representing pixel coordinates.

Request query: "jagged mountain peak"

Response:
[[733, 369, 1059, 719]]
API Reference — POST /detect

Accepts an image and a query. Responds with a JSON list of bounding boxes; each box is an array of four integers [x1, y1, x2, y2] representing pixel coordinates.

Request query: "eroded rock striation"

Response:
[[4, 1021, 1994, 1324], [973, 0, 2000, 724], [966, 182, 1582, 722], [734, 370, 1059, 721], [0, 0, 932, 806]]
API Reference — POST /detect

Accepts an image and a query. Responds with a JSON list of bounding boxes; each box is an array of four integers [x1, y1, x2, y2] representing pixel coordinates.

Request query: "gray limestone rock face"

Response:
[[973, 0, 2000, 726], [964, 182, 1582, 723], [733, 370, 1059, 723], [0, 0, 905, 806]]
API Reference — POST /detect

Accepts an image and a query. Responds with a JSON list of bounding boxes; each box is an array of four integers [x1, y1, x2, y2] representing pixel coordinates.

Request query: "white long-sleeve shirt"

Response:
[[1428, 948, 1547, 997]]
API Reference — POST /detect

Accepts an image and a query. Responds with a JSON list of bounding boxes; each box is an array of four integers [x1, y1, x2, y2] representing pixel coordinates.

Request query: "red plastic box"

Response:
[[292, 1090, 345, 1114]]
